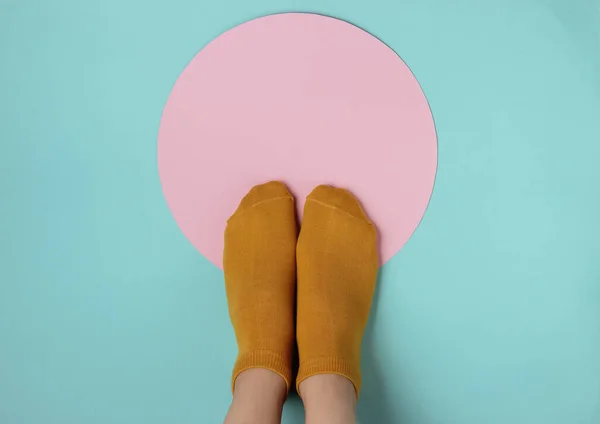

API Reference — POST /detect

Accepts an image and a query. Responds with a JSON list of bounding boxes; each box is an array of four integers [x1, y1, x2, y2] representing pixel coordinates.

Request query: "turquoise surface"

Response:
[[1, 0, 599, 422]]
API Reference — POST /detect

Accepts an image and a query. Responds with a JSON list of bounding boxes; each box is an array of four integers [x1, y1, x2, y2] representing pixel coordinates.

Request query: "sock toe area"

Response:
[[233, 181, 293, 216], [306, 185, 371, 223]]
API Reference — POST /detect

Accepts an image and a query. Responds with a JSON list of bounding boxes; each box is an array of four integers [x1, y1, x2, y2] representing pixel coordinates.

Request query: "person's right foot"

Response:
[[296, 185, 379, 397]]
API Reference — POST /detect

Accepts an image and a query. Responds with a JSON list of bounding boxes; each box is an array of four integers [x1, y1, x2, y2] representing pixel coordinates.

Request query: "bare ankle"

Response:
[[299, 374, 357, 424], [224, 369, 287, 424]]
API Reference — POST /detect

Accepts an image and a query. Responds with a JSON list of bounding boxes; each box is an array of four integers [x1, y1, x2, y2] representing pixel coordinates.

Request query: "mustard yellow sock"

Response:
[[296, 185, 379, 397], [223, 181, 297, 392]]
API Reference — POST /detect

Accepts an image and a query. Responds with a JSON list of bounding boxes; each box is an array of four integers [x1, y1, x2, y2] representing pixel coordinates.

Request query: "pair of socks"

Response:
[[223, 181, 378, 396]]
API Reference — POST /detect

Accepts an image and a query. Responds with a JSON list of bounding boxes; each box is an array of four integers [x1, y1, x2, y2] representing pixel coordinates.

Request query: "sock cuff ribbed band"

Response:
[[232, 349, 292, 393]]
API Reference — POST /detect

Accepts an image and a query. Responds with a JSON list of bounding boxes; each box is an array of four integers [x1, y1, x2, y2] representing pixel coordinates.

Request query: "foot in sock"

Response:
[[296, 185, 379, 397], [223, 181, 297, 392]]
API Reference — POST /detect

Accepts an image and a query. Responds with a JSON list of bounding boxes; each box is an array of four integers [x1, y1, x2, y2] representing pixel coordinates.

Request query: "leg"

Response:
[[222, 182, 297, 424], [224, 369, 287, 424], [300, 374, 357, 424], [296, 185, 379, 424]]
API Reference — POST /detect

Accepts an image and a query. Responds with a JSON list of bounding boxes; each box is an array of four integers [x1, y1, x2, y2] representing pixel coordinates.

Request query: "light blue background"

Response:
[[1, 0, 599, 423]]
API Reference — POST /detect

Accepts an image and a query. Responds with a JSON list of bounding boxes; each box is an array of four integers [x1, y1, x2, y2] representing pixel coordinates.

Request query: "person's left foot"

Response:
[[223, 181, 297, 391]]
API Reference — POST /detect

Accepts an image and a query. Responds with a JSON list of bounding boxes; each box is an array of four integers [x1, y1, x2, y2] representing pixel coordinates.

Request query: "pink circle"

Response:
[[158, 13, 437, 269]]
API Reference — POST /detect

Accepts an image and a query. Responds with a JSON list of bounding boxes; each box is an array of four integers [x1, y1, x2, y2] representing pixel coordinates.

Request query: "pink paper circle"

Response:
[[158, 13, 437, 269]]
